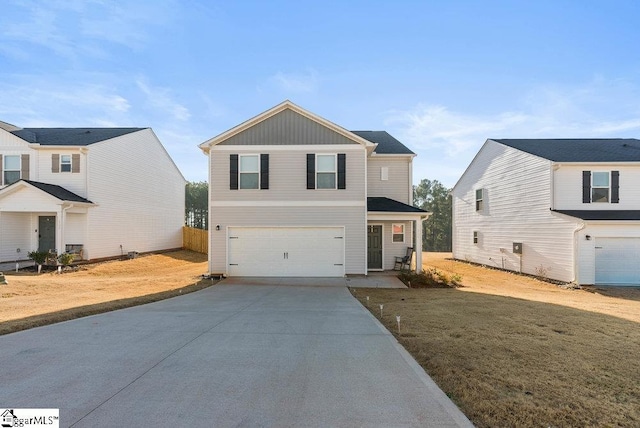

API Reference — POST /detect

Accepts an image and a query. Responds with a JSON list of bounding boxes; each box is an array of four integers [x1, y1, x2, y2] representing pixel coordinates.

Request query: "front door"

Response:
[[367, 225, 383, 270], [38, 216, 56, 252]]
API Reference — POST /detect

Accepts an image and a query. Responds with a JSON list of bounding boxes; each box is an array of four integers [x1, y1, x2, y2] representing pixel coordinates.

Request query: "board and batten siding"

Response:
[[453, 140, 580, 282], [554, 165, 640, 210], [218, 109, 360, 146], [85, 128, 185, 259], [210, 206, 366, 275], [0, 212, 32, 261], [366, 157, 411, 204]]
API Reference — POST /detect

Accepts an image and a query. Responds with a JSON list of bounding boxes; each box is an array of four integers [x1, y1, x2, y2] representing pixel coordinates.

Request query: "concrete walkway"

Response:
[[0, 282, 472, 427]]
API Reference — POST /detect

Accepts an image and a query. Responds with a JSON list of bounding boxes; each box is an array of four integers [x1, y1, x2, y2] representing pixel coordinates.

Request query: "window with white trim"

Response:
[[392, 223, 405, 243], [473, 231, 478, 244], [475, 188, 484, 211], [3, 155, 20, 185], [591, 172, 609, 203], [317, 154, 336, 189], [239, 155, 259, 189], [60, 155, 72, 172]]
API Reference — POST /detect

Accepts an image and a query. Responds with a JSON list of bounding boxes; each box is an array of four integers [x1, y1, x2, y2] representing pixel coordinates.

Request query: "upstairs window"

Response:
[[380, 166, 389, 181], [239, 155, 259, 189], [583, 171, 619, 204], [317, 154, 337, 189], [392, 223, 405, 243], [475, 188, 484, 211], [3, 155, 21, 185], [591, 172, 609, 203], [61, 155, 72, 172], [229, 154, 269, 190]]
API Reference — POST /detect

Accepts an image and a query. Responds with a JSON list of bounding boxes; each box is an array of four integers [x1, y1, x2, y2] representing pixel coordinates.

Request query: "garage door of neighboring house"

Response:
[[595, 238, 640, 285], [227, 227, 345, 277]]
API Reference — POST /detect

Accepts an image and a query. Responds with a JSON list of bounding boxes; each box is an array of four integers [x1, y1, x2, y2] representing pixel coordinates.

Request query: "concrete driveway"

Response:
[[0, 280, 472, 427]]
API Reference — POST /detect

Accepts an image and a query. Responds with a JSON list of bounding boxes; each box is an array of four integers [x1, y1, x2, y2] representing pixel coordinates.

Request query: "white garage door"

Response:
[[595, 238, 640, 285], [227, 227, 345, 277]]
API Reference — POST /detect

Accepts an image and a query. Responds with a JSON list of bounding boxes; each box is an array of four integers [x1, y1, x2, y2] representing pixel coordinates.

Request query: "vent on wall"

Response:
[[513, 242, 522, 254]]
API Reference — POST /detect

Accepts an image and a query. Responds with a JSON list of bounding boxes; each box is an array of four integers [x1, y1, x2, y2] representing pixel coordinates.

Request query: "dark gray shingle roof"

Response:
[[553, 210, 640, 220], [23, 180, 93, 203], [367, 197, 427, 213], [493, 139, 640, 162], [351, 131, 415, 155], [11, 128, 144, 146]]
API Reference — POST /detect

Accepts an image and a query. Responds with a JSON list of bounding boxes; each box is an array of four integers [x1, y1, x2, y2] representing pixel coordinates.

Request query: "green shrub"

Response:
[[398, 268, 463, 288], [28, 251, 48, 266], [58, 253, 75, 267]]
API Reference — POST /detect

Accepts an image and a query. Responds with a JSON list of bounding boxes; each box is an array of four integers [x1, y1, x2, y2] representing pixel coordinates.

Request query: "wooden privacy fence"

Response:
[[183, 226, 208, 254]]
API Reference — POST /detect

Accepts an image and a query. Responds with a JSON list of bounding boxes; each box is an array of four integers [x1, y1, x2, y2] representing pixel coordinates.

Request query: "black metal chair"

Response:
[[394, 247, 414, 270]]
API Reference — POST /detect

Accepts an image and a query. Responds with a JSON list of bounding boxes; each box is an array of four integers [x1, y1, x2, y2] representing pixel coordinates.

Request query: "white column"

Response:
[[56, 206, 64, 255], [415, 218, 423, 273]]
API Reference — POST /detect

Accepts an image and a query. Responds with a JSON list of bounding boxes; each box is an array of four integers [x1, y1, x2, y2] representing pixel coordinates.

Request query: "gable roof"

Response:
[[11, 128, 144, 146], [553, 210, 640, 221], [367, 197, 427, 213], [199, 100, 377, 152], [2, 180, 94, 204], [493, 139, 640, 162], [351, 131, 415, 155]]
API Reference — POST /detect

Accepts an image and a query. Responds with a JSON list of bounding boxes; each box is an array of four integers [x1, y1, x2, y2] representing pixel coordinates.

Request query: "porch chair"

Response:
[[394, 247, 414, 271]]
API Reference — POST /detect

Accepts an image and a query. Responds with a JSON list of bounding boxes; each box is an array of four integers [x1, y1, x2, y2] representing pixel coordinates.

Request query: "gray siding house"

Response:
[[199, 101, 429, 277]]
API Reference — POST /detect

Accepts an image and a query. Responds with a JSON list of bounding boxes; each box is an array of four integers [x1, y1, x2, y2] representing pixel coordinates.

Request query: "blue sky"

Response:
[[2, 0, 640, 188]]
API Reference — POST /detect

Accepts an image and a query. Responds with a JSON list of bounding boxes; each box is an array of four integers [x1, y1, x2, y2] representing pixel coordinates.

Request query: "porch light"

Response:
[[585, 235, 591, 240]]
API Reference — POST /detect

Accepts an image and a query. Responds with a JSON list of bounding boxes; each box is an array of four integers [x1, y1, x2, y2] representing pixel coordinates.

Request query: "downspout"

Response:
[[572, 221, 586, 283]]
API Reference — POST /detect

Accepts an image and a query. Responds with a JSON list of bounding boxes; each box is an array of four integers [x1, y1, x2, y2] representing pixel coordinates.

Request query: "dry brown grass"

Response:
[[351, 253, 640, 427], [0, 250, 211, 335]]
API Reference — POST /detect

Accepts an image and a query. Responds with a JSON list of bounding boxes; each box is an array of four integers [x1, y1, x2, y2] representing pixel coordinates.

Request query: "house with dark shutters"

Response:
[[0, 122, 185, 262], [452, 138, 640, 285], [199, 101, 430, 277]]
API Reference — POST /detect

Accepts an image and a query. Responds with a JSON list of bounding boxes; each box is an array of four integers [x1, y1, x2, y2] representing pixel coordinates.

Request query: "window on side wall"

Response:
[[475, 188, 484, 211], [591, 172, 609, 203], [392, 223, 405, 243], [317, 154, 337, 189], [3, 155, 20, 185], [239, 155, 259, 189], [60, 155, 72, 172], [473, 231, 478, 244]]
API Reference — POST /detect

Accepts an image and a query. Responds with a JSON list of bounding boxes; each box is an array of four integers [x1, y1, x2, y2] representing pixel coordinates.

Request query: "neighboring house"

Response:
[[0, 121, 186, 262], [199, 100, 429, 277], [452, 138, 640, 286]]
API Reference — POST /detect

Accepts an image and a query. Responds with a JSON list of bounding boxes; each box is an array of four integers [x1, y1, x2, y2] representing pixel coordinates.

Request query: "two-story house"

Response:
[[199, 101, 429, 277], [0, 121, 186, 263], [452, 138, 640, 286]]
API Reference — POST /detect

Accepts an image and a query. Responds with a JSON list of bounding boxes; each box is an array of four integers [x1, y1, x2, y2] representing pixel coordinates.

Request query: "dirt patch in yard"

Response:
[[350, 253, 640, 427], [0, 250, 211, 335]]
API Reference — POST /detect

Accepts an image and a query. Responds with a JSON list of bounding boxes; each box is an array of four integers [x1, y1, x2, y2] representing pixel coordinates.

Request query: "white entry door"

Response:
[[227, 227, 345, 277], [595, 237, 640, 285]]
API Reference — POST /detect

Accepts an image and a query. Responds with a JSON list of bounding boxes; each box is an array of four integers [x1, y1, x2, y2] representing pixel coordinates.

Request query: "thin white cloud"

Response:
[[270, 69, 320, 93], [387, 78, 640, 187], [136, 77, 190, 121]]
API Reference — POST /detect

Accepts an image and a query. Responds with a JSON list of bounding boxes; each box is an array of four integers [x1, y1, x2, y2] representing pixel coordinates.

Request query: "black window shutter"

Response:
[[307, 154, 315, 189], [611, 170, 620, 203], [260, 154, 269, 190], [230, 154, 238, 190], [582, 171, 591, 203], [337, 153, 346, 189]]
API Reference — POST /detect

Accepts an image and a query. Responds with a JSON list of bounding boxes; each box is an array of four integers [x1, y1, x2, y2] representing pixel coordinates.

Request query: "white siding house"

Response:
[[200, 101, 429, 277], [453, 138, 640, 286], [0, 125, 185, 262]]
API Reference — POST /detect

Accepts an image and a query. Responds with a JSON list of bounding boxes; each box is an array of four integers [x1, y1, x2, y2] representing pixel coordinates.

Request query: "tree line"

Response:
[[185, 178, 453, 251]]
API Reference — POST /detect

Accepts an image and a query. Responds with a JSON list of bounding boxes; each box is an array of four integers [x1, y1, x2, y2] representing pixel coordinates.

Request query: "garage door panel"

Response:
[[595, 238, 640, 285], [228, 227, 345, 277]]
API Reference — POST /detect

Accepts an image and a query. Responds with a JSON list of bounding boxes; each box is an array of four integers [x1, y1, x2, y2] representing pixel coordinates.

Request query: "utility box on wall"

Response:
[[513, 242, 522, 254]]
